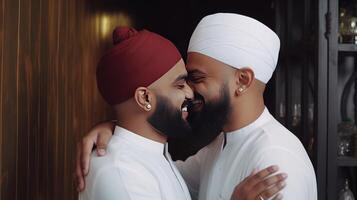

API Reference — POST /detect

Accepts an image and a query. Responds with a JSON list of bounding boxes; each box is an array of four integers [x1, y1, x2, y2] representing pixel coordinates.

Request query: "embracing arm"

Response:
[[75, 121, 115, 191]]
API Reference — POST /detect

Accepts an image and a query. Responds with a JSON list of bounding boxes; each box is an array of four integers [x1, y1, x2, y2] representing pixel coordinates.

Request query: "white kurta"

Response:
[[80, 126, 191, 200], [176, 107, 317, 200]]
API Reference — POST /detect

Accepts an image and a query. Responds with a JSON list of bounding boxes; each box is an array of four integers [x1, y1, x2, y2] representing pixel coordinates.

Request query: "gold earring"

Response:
[[145, 104, 152, 110]]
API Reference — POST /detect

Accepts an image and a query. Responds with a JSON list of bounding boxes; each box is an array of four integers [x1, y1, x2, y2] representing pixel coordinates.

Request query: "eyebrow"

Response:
[[174, 73, 188, 83], [188, 69, 206, 76]]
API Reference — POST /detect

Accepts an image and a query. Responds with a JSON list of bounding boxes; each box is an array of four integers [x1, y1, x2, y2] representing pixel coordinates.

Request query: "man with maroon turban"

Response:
[[80, 27, 193, 200], [78, 27, 286, 200]]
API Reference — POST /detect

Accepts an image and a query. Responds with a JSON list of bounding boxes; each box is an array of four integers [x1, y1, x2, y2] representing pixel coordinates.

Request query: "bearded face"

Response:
[[188, 84, 231, 141], [148, 95, 193, 139]]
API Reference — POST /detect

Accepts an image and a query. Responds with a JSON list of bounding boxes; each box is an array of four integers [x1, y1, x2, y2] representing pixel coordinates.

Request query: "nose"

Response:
[[184, 83, 194, 100]]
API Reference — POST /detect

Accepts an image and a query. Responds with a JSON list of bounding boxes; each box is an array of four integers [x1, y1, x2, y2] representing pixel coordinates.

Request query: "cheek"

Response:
[[165, 90, 186, 107], [194, 81, 222, 102]]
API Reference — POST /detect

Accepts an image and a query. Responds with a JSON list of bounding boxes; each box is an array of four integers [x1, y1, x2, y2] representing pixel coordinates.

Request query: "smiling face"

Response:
[[145, 59, 194, 138], [185, 52, 236, 138]]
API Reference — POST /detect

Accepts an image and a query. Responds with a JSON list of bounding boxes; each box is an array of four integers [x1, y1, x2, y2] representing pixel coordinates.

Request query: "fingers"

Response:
[[272, 193, 283, 200], [74, 121, 115, 192], [231, 166, 287, 200], [260, 184, 285, 200], [256, 174, 287, 199], [249, 168, 259, 176], [80, 136, 96, 176], [95, 131, 112, 156], [254, 173, 287, 193], [245, 165, 279, 188], [76, 143, 85, 192]]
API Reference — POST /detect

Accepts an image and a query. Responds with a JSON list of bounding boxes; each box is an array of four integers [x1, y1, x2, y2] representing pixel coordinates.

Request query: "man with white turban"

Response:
[[76, 13, 317, 200], [178, 13, 317, 200]]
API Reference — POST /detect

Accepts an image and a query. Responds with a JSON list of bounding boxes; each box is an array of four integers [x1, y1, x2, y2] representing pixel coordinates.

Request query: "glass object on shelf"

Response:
[[339, 6, 357, 44], [338, 178, 355, 200], [291, 103, 301, 127], [307, 103, 315, 155], [338, 120, 357, 157], [279, 102, 285, 118]]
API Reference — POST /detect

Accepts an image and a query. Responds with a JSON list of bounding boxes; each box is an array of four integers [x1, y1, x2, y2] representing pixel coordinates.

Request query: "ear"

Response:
[[234, 68, 255, 96], [134, 87, 154, 111]]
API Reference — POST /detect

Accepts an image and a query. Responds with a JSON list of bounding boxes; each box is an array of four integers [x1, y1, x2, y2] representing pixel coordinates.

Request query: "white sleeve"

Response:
[[254, 148, 317, 200], [82, 165, 162, 200], [175, 147, 208, 200]]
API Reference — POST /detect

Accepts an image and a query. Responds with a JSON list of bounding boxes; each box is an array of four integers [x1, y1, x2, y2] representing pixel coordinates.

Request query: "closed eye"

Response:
[[175, 79, 187, 89], [177, 84, 185, 89], [188, 76, 205, 83], [188, 70, 206, 83]]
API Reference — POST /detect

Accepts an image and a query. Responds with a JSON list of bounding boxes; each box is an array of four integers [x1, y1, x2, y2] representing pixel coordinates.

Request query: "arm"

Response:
[[75, 121, 115, 192]]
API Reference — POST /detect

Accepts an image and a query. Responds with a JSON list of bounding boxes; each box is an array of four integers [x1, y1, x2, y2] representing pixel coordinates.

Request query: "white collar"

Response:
[[113, 126, 165, 154], [225, 107, 272, 145]]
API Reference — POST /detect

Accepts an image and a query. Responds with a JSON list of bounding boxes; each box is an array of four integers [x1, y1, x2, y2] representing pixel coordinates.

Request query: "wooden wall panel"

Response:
[[1, 0, 20, 199], [0, 0, 4, 198], [0, 0, 114, 199]]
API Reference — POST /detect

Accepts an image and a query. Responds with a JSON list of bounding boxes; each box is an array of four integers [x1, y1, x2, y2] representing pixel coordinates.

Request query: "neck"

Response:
[[115, 112, 167, 144], [223, 94, 265, 132]]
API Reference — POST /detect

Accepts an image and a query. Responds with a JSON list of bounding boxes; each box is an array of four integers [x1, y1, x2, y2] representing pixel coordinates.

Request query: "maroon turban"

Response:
[[96, 27, 182, 105]]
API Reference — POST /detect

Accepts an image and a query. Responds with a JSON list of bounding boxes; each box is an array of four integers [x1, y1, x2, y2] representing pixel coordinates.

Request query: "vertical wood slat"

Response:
[[17, 0, 30, 198], [0, 0, 4, 198], [0, 0, 111, 199], [1, 0, 20, 200]]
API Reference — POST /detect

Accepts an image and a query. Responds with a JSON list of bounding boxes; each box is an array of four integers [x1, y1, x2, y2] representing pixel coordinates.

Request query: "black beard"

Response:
[[147, 95, 192, 139], [188, 84, 231, 144], [168, 84, 231, 160]]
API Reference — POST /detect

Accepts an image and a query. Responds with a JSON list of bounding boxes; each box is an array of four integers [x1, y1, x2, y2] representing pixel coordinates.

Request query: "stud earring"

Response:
[[145, 104, 152, 110], [238, 87, 244, 92]]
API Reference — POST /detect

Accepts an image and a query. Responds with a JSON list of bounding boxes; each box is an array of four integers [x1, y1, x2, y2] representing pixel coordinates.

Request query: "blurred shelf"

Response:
[[338, 156, 357, 167], [338, 44, 357, 52]]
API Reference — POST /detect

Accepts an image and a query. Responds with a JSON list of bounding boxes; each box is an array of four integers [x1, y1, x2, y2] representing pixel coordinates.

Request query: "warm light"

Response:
[[100, 15, 110, 38], [117, 13, 132, 27], [95, 12, 133, 40]]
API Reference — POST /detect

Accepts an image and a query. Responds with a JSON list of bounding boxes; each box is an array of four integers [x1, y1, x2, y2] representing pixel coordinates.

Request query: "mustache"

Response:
[[188, 92, 205, 113], [193, 92, 204, 102], [181, 98, 193, 109]]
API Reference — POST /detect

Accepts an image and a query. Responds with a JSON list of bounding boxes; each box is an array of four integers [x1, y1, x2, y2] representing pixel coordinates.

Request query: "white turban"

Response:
[[188, 13, 280, 84]]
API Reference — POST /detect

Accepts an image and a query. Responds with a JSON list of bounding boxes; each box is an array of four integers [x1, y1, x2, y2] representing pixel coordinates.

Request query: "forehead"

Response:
[[186, 52, 226, 74]]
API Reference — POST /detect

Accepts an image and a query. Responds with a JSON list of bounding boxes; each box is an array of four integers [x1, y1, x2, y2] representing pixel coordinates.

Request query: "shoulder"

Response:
[[250, 117, 307, 157], [84, 153, 162, 200], [244, 117, 316, 177], [248, 146, 317, 198]]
